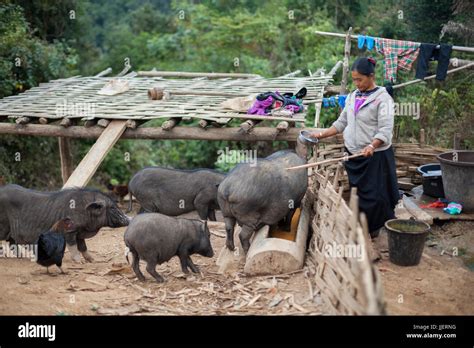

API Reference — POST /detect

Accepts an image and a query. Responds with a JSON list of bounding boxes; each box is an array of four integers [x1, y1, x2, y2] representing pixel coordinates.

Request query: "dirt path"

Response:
[[0, 211, 324, 316], [0, 210, 472, 315]]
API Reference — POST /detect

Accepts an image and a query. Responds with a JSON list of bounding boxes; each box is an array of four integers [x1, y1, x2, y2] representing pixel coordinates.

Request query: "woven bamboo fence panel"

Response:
[[308, 165, 385, 315]]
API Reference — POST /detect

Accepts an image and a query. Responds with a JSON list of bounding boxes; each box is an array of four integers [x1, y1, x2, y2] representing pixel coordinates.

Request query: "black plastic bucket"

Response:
[[416, 163, 445, 198], [385, 219, 430, 266]]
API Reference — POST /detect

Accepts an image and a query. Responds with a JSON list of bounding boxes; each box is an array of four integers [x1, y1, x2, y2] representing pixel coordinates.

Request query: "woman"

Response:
[[312, 57, 399, 237]]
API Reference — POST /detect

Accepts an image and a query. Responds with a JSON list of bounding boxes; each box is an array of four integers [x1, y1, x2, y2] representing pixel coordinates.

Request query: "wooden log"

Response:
[[198, 119, 209, 129], [125, 120, 138, 129], [148, 87, 164, 100], [63, 120, 128, 188], [324, 85, 344, 95], [276, 121, 289, 133], [60, 118, 73, 128], [97, 119, 111, 128], [0, 123, 341, 142], [398, 179, 416, 190], [161, 117, 180, 131], [15, 116, 31, 125], [84, 120, 96, 128], [402, 195, 433, 225], [239, 119, 259, 133], [58, 137, 73, 185], [244, 206, 309, 276]]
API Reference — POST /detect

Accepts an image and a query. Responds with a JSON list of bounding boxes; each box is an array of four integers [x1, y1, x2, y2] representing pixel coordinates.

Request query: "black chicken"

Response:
[[36, 217, 75, 274]]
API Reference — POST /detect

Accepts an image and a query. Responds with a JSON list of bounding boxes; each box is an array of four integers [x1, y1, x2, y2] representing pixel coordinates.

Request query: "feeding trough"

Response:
[[216, 205, 310, 276], [244, 205, 309, 275]]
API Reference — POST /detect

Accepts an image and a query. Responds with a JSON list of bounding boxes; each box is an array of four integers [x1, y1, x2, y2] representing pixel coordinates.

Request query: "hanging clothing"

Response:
[[415, 43, 452, 81], [357, 35, 375, 51], [384, 82, 394, 98], [344, 146, 399, 236], [337, 95, 347, 109], [375, 38, 421, 83]]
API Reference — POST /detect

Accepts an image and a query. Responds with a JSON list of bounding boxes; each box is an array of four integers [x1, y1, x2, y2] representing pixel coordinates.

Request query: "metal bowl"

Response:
[[298, 130, 319, 145]]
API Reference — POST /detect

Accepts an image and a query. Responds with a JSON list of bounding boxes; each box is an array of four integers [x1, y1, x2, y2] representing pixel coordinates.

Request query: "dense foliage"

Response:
[[0, 0, 472, 189]]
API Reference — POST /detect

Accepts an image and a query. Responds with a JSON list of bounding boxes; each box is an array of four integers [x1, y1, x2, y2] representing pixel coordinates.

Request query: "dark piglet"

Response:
[[128, 167, 225, 220], [124, 213, 214, 282]]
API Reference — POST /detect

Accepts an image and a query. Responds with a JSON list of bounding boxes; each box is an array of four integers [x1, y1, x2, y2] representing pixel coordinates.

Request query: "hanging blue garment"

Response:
[[322, 98, 329, 108], [366, 36, 375, 50], [337, 95, 347, 109], [358, 35, 366, 49]]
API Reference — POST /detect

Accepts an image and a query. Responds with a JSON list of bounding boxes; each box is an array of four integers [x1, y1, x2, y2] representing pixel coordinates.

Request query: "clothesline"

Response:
[[314, 30, 474, 53]]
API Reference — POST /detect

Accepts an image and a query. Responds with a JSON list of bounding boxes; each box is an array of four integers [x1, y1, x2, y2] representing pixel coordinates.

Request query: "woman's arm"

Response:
[[310, 125, 339, 139], [311, 94, 350, 139]]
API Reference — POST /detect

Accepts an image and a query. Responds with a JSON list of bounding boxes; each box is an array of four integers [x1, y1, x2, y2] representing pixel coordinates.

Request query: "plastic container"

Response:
[[385, 219, 430, 266], [437, 151, 474, 212], [416, 163, 445, 198]]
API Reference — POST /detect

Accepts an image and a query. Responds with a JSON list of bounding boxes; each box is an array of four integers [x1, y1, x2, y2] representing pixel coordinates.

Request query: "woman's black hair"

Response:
[[351, 57, 376, 76]]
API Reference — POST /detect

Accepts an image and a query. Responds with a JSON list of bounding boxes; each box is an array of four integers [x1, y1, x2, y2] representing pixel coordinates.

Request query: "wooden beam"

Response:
[[62, 120, 128, 188], [402, 195, 434, 225], [0, 123, 343, 143], [137, 71, 261, 79], [58, 137, 73, 185]]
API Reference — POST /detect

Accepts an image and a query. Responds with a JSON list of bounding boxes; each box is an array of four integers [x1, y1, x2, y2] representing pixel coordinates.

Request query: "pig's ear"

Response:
[[86, 201, 105, 214]]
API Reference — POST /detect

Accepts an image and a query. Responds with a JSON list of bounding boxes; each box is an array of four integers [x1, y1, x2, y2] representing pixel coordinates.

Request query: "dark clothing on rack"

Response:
[[415, 43, 453, 81]]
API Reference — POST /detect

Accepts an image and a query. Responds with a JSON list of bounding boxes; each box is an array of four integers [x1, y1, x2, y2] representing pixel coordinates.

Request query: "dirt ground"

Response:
[[0, 206, 472, 316], [374, 220, 474, 315]]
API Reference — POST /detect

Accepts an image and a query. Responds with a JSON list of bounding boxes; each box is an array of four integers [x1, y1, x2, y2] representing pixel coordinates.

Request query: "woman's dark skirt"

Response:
[[344, 146, 399, 236]]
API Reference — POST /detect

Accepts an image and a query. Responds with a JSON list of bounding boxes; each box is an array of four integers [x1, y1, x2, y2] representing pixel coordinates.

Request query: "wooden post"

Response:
[[58, 137, 73, 185], [341, 27, 353, 95], [419, 128, 425, 147], [63, 120, 128, 188], [453, 133, 461, 150]]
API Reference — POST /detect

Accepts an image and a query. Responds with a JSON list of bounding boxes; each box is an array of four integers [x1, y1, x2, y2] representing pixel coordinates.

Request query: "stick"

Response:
[[314, 30, 474, 53], [393, 62, 474, 89], [286, 153, 364, 170]]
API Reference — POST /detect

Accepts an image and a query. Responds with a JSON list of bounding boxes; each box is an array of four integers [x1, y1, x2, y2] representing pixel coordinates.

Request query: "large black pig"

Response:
[[128, 167, 225, 220], [0, 184, 130, 262], [217, 150, 307, 254]]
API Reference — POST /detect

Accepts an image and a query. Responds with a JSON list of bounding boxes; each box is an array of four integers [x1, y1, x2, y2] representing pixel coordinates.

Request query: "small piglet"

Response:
[[124, 213, 214, 282]]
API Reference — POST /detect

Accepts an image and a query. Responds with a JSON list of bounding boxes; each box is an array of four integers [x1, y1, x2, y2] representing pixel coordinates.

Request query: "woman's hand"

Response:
[[310, 131, 323, 139], [362, 144, 375, 157]]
